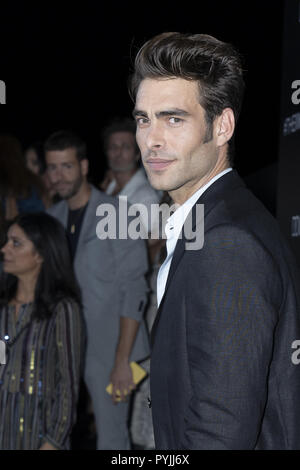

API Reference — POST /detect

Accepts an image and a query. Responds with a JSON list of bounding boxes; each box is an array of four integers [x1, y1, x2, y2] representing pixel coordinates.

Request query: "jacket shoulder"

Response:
[[90, 186, 119, 208]]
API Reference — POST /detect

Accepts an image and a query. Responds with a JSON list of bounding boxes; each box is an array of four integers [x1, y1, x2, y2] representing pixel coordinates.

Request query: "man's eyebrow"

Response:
[[156, 109, 190, 118], [132, 109, 147, 118], [132, 108, 190, 119]]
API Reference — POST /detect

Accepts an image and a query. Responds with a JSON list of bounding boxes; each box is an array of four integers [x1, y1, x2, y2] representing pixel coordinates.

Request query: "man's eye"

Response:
[[48, 165, 58, 172], [169, 117, 182, 124], [136, 117, 149, 126]]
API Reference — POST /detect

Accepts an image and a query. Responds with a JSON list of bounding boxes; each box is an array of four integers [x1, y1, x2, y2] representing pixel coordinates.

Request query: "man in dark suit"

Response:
[[128, 32, 300, 449]]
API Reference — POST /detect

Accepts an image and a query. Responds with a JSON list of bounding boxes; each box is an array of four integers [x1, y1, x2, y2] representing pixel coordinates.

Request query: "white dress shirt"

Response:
[[157, 168, 233, 308]]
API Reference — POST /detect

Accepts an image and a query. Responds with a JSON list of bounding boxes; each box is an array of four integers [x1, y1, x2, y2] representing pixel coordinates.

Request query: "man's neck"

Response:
[[112, 168, 137, 193], [170, 156, 230, 206], [68, 182, 91, 210]]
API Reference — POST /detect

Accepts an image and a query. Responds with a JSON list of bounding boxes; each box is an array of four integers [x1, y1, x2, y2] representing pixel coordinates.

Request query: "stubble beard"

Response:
[[59, 174, 84, 200]]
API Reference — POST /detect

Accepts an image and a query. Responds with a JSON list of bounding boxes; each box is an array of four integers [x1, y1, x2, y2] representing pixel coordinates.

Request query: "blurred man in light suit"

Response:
[[45, 130, 149, 449]]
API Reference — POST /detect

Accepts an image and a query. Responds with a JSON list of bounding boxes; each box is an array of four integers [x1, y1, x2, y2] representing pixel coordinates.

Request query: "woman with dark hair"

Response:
[[0, 135, 46, 225], [24, 141, 60, 208], [0, 212, 85, 450], [24, 141, 45, 175], [24, 141, 45, 176]]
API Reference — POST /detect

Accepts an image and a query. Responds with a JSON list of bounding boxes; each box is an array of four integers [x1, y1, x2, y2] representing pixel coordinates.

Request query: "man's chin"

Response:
[[56, 190, 73, 200], [147, 174, 173, 192], [65, 192, 78, 200], [55, 188, 75, 199]]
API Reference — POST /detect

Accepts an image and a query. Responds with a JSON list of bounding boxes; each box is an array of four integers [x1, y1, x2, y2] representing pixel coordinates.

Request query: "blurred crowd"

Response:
[[0, 119, 167, 450]]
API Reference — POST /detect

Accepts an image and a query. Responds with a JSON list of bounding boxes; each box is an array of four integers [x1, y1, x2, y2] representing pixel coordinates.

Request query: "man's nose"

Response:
[[112, 146, 123, 158], [48, 168, 61, 183], [145, 122, 165, 151]]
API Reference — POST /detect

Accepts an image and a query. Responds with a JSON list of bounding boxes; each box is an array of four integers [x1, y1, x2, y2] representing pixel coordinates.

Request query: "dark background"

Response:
[[0, 0, 284, 185], [276, 0, 300, 262]]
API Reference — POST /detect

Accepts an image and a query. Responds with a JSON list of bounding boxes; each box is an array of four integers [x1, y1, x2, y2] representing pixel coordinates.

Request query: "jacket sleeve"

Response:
[[116, 236, 149, 322], [45, 300, 85, 449], [181, 224, 283, 449]]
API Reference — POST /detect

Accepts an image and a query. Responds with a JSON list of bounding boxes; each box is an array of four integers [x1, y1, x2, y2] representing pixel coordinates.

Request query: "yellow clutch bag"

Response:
[[106, 361, 147, 401]]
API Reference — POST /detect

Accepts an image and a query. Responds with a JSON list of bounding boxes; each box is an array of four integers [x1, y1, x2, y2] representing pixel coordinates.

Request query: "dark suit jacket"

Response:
[[150, 170, 300, 449]]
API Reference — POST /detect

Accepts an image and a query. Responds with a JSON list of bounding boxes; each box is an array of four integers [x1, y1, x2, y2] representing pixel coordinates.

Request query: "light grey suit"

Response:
[[48, 185, 150, 449]]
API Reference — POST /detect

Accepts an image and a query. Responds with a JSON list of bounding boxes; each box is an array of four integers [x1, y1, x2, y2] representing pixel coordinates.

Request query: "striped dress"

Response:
[[0, 299, 84, 449]]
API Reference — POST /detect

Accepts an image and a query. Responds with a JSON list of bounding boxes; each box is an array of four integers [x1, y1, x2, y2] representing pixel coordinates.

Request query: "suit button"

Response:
[[147, 397, 152, 408]]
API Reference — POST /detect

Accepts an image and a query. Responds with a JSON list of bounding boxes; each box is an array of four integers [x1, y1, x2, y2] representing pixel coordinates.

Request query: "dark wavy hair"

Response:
[[128, 32, 245, 165], [0, 212, 82, 320], [101, 117, 139, 154], [44, 130, 87, 162]]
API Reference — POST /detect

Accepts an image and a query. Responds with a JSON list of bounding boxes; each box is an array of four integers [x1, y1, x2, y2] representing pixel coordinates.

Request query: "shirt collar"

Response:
[[165, 168, 233, 240]]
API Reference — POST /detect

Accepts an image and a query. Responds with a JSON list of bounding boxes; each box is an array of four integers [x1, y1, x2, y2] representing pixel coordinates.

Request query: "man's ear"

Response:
[[80, 158, 89, 176], [215, 108, 235, 147]]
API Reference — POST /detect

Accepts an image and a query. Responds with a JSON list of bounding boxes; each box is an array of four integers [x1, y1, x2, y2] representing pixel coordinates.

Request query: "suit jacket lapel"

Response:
[[74, 185, 98, 259], [150, 215, 190, 345], [151, 170, 245, 345], [56, 201, 69, 228]]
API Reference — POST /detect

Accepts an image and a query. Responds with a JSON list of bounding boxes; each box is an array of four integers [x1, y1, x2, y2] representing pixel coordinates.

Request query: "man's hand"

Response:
[[39, 441, 57, 450], [110, 317, 140, 403], [110, 359, 136, 403]]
